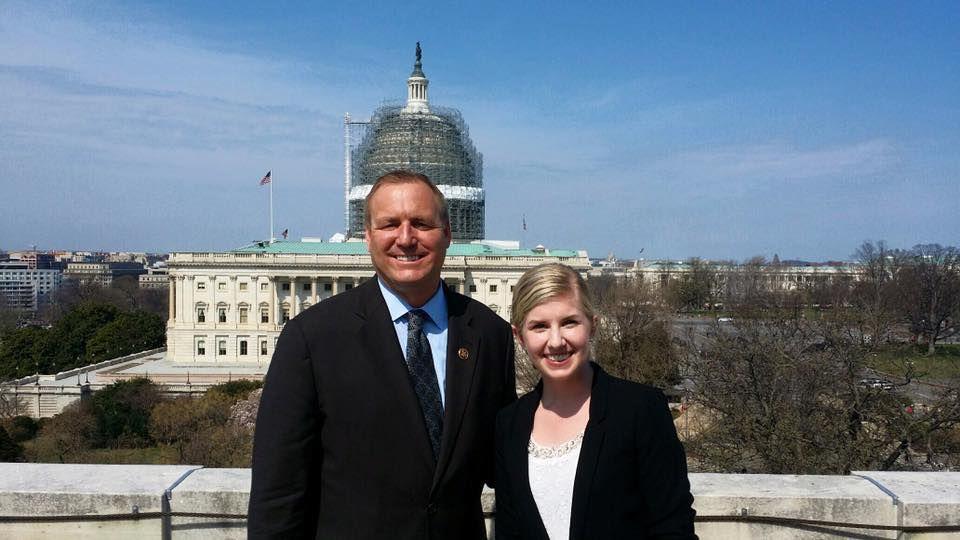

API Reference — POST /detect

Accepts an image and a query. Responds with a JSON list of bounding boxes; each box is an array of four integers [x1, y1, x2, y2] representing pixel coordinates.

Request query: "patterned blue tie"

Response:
[[406, 309, 443, 461]]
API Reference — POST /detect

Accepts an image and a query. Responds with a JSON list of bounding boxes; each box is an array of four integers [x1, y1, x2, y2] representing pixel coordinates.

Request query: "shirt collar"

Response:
[[377, 277, 447, 326]]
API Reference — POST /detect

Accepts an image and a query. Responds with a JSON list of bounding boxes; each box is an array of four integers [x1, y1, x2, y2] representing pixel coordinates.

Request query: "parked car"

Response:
[[858, 378, 894, 390]]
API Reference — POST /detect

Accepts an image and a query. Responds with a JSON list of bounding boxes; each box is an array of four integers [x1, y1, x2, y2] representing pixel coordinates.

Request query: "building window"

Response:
[[511, 285, 515, 292], [218, 307, 227, 323], [260, 340, 268, 356], [218, 340, 227, 355], [197, 281, 206, 290], [303, 283, 311, 292], [239, 307, 248, 324], [240, 340, 248, 356], [282, 308, 291, 323], [345, 283, 353, 290], [239, 282, 248, 292], [282, 283, 290, 291], [260, 282, 268, 291], [489, 284, 497, 293], [218, 282, 226, 291], [260, 307, 269, 323], [197, 340, 205, 356], [469, 284, 477, 293], [197, 307, 206, 323], [324, 283, 332, 291]]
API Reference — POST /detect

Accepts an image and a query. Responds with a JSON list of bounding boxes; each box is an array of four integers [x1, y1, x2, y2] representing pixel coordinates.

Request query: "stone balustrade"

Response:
[[0, 464, 957, 539]]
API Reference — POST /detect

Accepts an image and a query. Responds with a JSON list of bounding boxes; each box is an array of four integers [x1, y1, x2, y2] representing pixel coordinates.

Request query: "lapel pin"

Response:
[[458, 347, 470, 360]]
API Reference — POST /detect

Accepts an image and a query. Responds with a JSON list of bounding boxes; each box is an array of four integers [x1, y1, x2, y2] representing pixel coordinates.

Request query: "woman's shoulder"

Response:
[[597, 369, 670, 410]]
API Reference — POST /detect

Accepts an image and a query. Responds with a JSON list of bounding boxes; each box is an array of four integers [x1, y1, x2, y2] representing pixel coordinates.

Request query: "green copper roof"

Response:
[[233, 241, 582, 258]]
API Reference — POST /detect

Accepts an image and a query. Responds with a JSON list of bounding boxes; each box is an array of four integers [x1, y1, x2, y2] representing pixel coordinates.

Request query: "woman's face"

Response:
[[514, 292, 595, 383]]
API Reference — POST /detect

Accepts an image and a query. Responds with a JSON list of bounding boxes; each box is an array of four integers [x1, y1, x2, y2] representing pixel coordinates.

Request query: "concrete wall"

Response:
[[0, 465, 957, 539]]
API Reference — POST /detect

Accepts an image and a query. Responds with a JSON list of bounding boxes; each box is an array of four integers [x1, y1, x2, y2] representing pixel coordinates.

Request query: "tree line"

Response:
[[664, 242, 959, 355], [0, 378, 260, 466], [586, 241, 960, 474], [0, 278, 167, 381]]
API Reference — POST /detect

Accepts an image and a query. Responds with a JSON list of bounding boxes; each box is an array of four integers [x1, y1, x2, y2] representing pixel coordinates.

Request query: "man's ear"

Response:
[[364, 228, 371, 244]]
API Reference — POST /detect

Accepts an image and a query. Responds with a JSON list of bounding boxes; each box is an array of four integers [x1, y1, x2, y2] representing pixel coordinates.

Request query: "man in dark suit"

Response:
[[248, 170, 516, 539]]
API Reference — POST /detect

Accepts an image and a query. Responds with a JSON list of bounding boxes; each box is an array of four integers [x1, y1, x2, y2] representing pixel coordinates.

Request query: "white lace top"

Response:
[[527, 432, 585, 540]]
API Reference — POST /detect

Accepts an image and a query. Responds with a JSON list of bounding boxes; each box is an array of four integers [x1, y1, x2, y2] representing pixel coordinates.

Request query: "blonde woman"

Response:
[[495, 263, 696, 540]]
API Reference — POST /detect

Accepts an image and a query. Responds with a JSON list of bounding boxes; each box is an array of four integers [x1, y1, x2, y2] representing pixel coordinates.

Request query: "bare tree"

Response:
[[684, 315, 909, 474], [894, 244, 960, 355], [666, 258, 720, 312], [849, 240, 899, 347], [592, 275, 680, 388]]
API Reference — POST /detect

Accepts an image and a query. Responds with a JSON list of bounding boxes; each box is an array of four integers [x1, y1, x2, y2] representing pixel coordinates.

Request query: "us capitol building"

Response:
[[164, 46, 590, 364]]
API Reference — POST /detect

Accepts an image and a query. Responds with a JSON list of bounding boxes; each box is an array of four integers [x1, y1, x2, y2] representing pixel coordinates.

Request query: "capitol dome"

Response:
[[346, 44, 485, 240]]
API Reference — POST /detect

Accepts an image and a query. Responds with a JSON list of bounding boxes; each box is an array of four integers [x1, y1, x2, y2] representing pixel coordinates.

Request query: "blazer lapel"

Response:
[[431, 288, 479, 489], [355, 280, 435, 470], [512, 389, 551, 540], [569, 364, 609, 540]]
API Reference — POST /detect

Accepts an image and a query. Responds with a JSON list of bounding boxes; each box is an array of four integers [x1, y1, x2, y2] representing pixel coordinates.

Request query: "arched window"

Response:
[[259, 302, 270, 323], [217, 302, 228, 323], [281, 302, 291, 324], [196, 302, 207, 323]]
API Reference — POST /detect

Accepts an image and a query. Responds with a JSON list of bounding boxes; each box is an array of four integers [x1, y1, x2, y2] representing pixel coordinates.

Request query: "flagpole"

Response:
[[270, 171, 275, 243]]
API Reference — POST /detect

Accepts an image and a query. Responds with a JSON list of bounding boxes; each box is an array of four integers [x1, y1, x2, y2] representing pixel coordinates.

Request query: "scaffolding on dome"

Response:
[[345, 102, 485, 241]]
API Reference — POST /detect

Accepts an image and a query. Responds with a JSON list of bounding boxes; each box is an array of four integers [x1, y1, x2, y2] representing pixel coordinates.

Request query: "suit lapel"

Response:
[[514, 388, 551, 540], [569, 364, 609, 540], [355, 280, 435, 470], [431, 287, 479, 489]]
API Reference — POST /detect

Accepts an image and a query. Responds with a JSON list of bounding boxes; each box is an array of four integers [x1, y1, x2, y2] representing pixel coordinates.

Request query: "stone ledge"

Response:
[[0, 465, 958, 539]]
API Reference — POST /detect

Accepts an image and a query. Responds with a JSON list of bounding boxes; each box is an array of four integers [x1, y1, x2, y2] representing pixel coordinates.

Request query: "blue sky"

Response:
[[2, 1, 957, 261]]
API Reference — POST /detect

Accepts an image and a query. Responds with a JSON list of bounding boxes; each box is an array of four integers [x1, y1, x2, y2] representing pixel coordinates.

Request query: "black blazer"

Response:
[[248, 278, 516, 539], [495, 364, 696, 540]]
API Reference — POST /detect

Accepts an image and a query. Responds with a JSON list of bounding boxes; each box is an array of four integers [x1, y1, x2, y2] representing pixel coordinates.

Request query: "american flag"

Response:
[[259, 171, 271, 185]]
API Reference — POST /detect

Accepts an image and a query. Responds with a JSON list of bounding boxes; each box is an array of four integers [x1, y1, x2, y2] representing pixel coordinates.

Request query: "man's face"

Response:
[[365, 181, 451, 306]]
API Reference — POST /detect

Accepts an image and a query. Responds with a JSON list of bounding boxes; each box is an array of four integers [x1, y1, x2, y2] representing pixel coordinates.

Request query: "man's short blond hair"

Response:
[[510, 263, 595, 328]]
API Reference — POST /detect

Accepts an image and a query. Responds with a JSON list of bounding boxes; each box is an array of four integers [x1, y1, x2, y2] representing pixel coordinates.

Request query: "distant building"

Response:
[[138, 266, 169, 289], [163, 46, 590, 364], [0, 262, 62, 310], [63, 261, 146, 286], [346, 43, 485, 240], [165, 241, 590, 363]]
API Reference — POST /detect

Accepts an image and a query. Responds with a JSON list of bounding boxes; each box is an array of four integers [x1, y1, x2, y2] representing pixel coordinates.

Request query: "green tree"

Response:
[[45, 303, 120, 371], [26, 402, 97, 463], [85, 311, 165, 361], [0, 425, 23, 462], [89, 378, 162, 448], [0, 326, 50, 380]]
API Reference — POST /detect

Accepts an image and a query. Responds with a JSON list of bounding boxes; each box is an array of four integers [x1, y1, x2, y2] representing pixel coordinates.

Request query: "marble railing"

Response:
[[0, 464, 957, 539]]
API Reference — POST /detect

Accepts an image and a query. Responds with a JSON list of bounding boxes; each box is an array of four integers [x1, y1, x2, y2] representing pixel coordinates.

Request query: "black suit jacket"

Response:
[[249, 278, 516, 539], [495, 364, 696, 540]]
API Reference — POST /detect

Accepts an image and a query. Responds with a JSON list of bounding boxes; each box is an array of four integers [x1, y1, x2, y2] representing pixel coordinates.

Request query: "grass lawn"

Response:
[[76, 445, 181, 464], [866, 344, 960, 381], [20, 440, 181, 464]]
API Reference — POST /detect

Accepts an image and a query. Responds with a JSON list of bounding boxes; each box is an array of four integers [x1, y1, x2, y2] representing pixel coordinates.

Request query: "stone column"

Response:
[[293, 278, 301, 317], [269, 276, 278, 327], [332, 276, 340, 295], [184, 276, 194, 325], [311, 277, 318, 304], [229, 276, 237, 324], [167, 277, 175, 322]]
